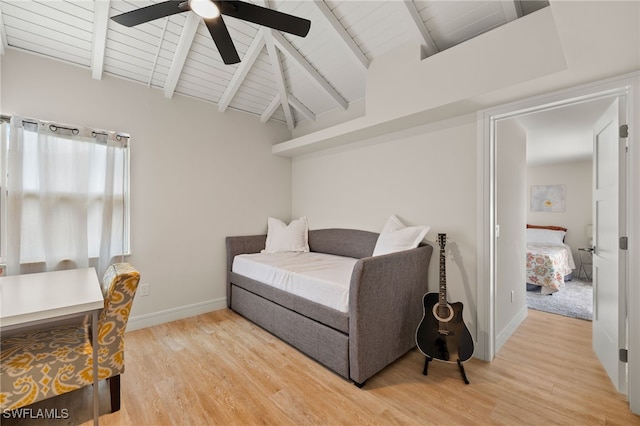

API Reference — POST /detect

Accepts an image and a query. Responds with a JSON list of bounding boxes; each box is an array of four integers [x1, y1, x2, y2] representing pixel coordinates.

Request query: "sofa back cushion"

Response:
[[308, 229, 379, 259]]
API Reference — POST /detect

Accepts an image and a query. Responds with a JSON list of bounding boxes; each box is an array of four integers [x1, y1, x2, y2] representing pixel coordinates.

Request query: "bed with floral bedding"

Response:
[[525, 225, 576, 295]]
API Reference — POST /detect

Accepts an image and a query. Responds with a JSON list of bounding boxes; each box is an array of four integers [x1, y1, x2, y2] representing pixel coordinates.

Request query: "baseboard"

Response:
[[126, 297, 227, 331], [495, 306, 528, 353]]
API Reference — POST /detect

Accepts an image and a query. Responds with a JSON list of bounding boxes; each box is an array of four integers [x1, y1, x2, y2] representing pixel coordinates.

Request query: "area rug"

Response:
[[526, 279, 593, 321]]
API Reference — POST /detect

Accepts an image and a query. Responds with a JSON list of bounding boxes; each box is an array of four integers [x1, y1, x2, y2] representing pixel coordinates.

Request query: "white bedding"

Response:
[[232, 252, 358, 313]]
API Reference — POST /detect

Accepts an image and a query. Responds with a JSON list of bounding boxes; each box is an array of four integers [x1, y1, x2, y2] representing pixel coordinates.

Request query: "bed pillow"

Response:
[[526, 228, 566, 246], [262, 216, 310, 253], [372, 215, 429, 256]]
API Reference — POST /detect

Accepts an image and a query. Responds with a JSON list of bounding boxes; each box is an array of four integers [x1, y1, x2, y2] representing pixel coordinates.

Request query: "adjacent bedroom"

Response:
[[516, 98, 614, 322]]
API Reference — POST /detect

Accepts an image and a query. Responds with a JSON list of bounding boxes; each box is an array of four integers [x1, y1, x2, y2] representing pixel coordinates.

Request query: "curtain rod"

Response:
[[91, 130, 130, 141], [49, 123, 80, 135], [1, 114, 130, 140]]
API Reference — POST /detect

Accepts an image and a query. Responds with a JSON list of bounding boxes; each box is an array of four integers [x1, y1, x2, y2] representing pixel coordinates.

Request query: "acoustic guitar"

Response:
[[415, 233, 474, 383]]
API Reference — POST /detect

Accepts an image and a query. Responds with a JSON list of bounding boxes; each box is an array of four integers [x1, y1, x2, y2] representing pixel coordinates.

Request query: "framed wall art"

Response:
[[531, 184, 565, 212]]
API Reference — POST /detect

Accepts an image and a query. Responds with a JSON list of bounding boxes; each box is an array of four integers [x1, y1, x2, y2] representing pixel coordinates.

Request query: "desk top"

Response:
[[0, 268, 104, 330]]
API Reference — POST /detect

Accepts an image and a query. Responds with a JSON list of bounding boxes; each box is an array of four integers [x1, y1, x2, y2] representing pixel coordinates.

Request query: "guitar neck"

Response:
[[438, 234, 447, 308]]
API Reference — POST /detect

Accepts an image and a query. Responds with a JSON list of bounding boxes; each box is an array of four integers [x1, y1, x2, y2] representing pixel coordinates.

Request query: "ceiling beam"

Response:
[[164, 12, 200, 99], [501, 1, 523, 22], [91, 0, 110, 80], [271, 31, 348, 110], [401, 1, 439, 57], [261, 92, 316, 125], [218, 31, 266, 112], [289, 94, 315, 123], [261, 94, 281, 123], [264, 29, 294, 130], [0, 8, 7, 55], [311, 1, 369, 70]]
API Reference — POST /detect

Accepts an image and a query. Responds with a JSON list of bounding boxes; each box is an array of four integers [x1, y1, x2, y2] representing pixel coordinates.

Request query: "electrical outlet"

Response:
[[139, 283, 150, 297]]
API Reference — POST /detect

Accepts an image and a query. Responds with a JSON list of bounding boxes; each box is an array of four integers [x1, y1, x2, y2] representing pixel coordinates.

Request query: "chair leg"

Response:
[[109, 375, 121, 412]]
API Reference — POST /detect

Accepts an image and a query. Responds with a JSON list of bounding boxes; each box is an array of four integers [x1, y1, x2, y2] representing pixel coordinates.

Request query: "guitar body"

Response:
[[415, 233, 474, 368], [416, 292, 474, 363]]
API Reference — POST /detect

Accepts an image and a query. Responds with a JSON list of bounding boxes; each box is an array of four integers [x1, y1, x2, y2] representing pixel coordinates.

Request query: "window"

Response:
[[1, 117, 130, 275]]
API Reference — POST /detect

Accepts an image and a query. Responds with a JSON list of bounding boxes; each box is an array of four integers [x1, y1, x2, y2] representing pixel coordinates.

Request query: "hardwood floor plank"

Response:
[[3, 308, 638, 425]]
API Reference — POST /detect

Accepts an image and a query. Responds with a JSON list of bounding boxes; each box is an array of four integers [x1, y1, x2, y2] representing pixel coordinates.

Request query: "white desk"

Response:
[[0, 268, 104, 425]]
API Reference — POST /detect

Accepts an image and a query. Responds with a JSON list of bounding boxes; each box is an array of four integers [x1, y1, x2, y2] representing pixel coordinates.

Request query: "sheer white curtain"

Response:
[[6, 116, 128, 277]]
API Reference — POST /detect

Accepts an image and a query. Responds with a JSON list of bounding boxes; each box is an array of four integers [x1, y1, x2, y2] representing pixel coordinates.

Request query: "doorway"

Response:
[[516, 99, 612, 320], [476, 71, 639, 414]]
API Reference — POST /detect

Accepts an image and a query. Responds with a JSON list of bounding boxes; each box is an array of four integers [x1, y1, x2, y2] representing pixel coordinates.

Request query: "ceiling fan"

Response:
[[111, 0, 311, 65]]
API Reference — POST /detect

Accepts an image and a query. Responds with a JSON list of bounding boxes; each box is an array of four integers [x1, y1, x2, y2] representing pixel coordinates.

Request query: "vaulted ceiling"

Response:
[[0, 1, 549, 130]]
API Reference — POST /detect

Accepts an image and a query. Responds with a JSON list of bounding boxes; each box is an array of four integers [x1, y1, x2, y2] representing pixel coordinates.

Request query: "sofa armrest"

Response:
[[348, 244, 433, 384], [226, 234, 267, 307]]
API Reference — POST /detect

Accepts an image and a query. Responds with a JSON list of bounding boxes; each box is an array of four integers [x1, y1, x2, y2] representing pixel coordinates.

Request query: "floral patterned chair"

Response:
[[1, 263, 140, 412]]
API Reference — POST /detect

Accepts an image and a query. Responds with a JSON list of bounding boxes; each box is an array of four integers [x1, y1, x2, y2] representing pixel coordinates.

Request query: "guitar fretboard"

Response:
[[437, 233, 448, 316], [439, 245, 447, 308]]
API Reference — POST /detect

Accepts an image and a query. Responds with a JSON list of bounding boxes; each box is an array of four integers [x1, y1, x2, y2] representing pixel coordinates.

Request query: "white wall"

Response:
[[495, 118, 528, 352], [365, 8, 566, 124], [526, 161, 593, 263], [291, 113, 479, 339], [1, 50, 292, 329]]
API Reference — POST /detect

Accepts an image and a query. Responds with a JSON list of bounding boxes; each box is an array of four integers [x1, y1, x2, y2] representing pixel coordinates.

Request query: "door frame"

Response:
[[476, 71, 639, 413]]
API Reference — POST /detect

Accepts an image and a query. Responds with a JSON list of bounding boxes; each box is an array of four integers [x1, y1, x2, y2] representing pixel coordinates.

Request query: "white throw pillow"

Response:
[[262, 216, 310, 253], [526, 228, 566, 246], [372, 215, 429, 256]]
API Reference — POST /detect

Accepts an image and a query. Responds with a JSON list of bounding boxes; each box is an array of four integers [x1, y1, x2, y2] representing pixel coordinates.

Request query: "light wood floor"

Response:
[[4, 308, 639, 425]]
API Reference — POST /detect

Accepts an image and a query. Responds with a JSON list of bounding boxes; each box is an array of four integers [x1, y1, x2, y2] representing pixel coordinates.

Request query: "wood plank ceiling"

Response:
[[0, 1, 549, 129]]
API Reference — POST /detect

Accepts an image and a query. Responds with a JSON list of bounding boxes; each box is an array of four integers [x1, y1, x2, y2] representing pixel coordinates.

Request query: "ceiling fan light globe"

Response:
[[189, 0, 220, 19]]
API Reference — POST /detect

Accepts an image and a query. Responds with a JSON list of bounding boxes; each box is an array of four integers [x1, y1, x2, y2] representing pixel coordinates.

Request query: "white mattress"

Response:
[[232, 252, 358, 313]]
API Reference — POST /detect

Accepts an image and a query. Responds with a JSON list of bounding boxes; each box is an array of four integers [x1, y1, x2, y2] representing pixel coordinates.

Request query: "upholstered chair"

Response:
[[1, 263, 140, 412]]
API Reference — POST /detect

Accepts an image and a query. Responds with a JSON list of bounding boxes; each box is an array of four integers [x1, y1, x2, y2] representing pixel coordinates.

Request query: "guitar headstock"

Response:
[[437, 233, 447, 249]]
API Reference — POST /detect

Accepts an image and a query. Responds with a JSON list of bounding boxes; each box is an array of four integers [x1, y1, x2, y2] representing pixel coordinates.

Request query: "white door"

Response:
[[592, 97, 628, 393]]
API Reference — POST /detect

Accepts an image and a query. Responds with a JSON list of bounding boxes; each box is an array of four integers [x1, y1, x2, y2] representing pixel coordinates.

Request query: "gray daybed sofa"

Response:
[[226, 228, 433, 386]]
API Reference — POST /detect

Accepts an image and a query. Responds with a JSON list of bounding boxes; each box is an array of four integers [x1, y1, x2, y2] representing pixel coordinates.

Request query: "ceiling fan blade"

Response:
[[218, 1, 310, 38], [111, 0, 188, 27], [205, 17, 241, 65]]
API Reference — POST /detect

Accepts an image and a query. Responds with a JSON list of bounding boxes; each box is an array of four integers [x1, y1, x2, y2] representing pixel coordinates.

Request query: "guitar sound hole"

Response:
[[432, 303, 454, 322]]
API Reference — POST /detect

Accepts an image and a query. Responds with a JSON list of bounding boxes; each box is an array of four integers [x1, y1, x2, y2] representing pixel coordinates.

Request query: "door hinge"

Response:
[[620, 236, 628, 250], [620, 124, 628, 138], [620, 349, 628, 363]]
